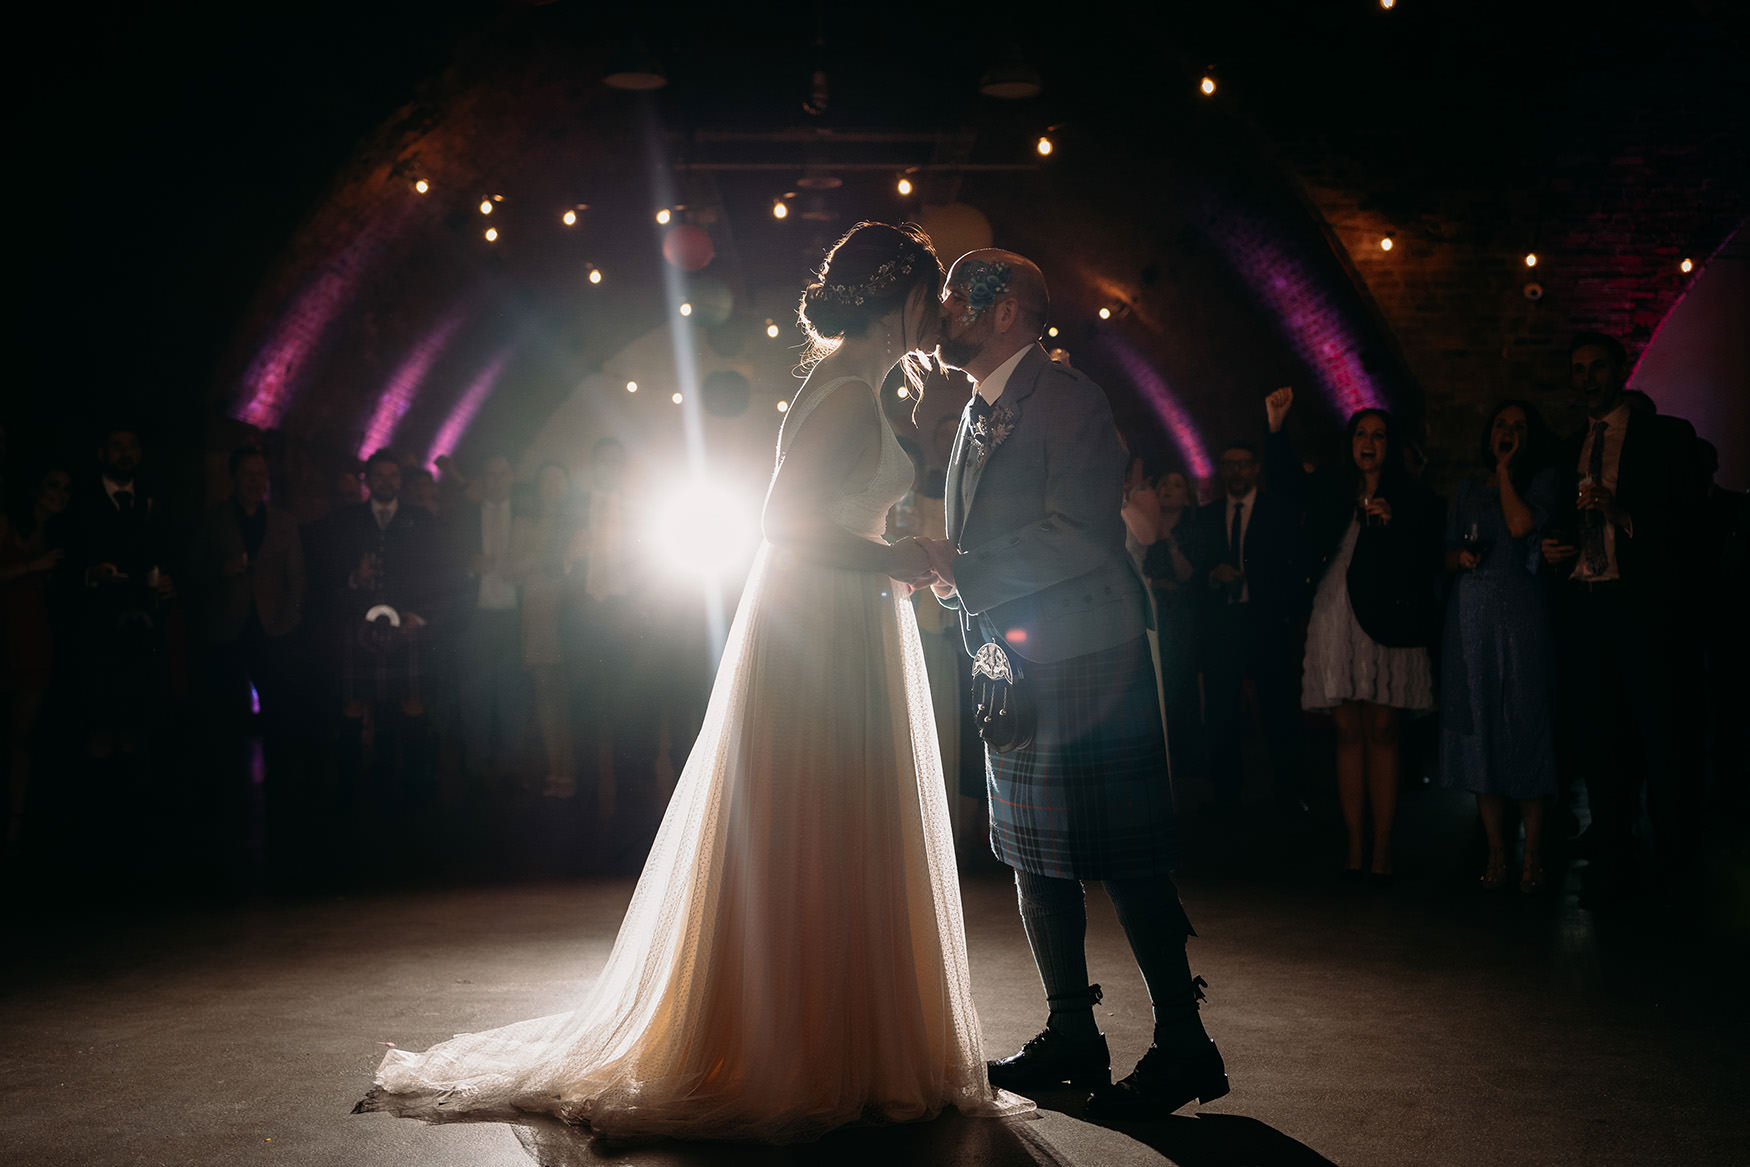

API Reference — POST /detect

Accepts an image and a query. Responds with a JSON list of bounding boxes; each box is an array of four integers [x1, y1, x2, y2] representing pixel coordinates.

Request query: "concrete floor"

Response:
[[3, 783, 1747, 1167]]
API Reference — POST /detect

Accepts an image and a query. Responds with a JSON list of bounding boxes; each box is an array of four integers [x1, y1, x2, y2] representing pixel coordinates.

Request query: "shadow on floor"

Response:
[[1027, 1088, 1334, 1167]]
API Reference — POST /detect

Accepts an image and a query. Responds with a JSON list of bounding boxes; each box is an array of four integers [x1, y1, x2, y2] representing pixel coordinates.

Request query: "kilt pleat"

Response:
[[986, 636, 1176, 880]]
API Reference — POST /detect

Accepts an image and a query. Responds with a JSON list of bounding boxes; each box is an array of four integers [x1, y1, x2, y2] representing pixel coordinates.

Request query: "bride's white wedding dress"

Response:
[[367, 376, 1029, 1143]]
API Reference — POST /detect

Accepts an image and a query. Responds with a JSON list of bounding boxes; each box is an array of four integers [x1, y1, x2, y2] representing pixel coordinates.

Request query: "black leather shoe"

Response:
[[987, 1026, 1112, 1092], [1084, 1037, 1229, 1120]]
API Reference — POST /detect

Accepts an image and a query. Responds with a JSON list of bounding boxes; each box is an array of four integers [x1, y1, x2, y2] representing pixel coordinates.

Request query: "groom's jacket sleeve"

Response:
[[953, 376, 1125, 615]]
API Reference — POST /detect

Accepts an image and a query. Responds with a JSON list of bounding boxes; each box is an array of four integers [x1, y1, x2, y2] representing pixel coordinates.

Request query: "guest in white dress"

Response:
[[1264, 388, 1441, 880]]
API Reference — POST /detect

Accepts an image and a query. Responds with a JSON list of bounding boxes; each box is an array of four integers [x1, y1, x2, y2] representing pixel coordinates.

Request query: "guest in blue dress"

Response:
[[1438, 401, 1561, 893]]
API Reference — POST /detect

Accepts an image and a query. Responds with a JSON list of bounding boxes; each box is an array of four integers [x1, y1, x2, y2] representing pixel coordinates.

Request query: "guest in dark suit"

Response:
[[450, 454, 530, 798], [1142, 470, 1205, 785], [922, 249, 1226, 1121], [1540, 332, 1703, 903], [308, 449, 449, 805], [1266, 389, 1441, 880], [64, 423, 179, 759], [195, 447, 305, 723], [1190, 438, 1305, 816]]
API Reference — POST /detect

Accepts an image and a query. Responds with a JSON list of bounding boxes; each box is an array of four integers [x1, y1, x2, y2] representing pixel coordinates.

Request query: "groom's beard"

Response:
[[936, 335, 983, 372]]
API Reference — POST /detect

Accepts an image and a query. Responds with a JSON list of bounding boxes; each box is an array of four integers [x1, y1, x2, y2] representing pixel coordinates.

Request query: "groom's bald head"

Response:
[[944, 249, 1051, 337]]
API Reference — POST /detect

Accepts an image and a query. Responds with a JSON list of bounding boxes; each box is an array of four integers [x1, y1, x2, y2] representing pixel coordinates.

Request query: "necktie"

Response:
[[1581, 420, 1608, 574], [1229, 501, 1244, 564], [114, 489, 134, 515], [376, 506, 390, 531]]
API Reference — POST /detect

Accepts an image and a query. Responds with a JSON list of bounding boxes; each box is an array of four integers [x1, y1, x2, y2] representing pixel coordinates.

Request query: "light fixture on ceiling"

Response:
[[1098, 307, 1111, 320], [1681, 257, 1694, 273], [562, 210, 577, 226], [656, 208, 672, 225], [626, 380, 638, 394], [979, 47, 1044, 99], [777, 400, 789, 413], [479, 199, 493, 215], [766, 319, 781, 338], [679, 302, 693, 317], [1047, 326, 1059, 338], [1200, 75, 1217, 96], [1381, 233, 1395, 251], [413, 179, 429, 194], [897, 176, 913, 196], [588, 268, 603, 284], [602, 42, 667, 91], [484, 227, 498, 242], [772, 200, 789, 220], [1036, 136, 1054, 157], [671, 392, 684, 404], [1524, 253, 1537, 267]]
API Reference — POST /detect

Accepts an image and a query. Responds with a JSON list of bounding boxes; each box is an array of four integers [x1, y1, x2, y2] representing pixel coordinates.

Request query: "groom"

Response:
[[920, 250, 1229, 1118]]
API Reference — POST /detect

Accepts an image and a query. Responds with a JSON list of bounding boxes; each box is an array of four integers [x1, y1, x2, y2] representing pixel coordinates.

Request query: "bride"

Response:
[[360, 222, 1030, 1143]]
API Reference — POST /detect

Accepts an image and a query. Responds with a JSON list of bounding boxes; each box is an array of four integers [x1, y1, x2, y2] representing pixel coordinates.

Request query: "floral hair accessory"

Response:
[[954, 261, 1012, 324], [820, 252, 920, 307]]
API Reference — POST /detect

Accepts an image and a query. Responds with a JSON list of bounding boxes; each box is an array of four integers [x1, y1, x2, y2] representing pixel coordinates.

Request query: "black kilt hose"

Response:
[[986, 635, 1179, 881]]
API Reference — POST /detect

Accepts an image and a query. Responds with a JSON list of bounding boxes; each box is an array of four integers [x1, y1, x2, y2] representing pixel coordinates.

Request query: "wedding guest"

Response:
[[1, 464, 70, 847], [308, 449, 450, 806], [404, 464, 442, 517], [1190, 439, 1304, 817], [195, 447, 305, 724], [64, 423, 179, 760], [1541, 332, 1703, 904], [1438, 403, 1561, 892], [1266, 388, 1440, 880], [451, 454, 530, 798], [513, 462, 584, 800], [1144, 470, 1204, 784]]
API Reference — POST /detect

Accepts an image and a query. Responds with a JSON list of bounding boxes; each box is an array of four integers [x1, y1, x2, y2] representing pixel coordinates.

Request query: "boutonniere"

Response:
[[969, 405, 1017, 469]]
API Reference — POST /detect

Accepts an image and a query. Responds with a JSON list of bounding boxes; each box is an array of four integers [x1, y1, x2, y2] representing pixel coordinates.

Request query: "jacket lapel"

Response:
[[956, 345, 1048, 542]]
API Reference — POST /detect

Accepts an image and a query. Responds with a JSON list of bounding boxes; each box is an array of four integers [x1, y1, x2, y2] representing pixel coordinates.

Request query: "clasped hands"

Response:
[[889, 536, 957, 599]]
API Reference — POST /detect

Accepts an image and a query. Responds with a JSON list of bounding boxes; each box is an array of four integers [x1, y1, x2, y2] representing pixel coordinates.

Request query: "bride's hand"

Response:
[[886, 537, 937, 586]]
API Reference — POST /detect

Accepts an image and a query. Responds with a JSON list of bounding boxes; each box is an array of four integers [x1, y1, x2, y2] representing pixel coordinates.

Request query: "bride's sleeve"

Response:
[[761, 382, 894, 574]]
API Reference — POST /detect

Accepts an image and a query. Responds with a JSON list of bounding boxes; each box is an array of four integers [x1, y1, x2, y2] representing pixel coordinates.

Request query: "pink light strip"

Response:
[[424, 345, 517, 469], [356, 306, 470, 461], [1100, 336, 1215, 479]]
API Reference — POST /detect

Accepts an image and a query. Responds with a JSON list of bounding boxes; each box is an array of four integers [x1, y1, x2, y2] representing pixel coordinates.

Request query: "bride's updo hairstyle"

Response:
[[798, 221, 943, 372]]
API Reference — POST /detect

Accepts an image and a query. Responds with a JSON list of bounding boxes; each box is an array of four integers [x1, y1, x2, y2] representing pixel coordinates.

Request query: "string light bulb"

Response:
[[1047, 326, 1059, 338], [1681, 257, 1694, 273], [479, 199, 493, 215], [897, 177, 913, 196], [626, 380, 638, 394], [1036, 136, 1054, 157], [1200, 76, 1216, 96], [896, 385, 911, 399], [1381, 0, 1396, 9], [777, 400, 789, 412], [562, 210, 577, 226], [1098, 307, 1112, 320], [589, 268, 603, 284], [1380, 234, 1394, 252], [671, 392, 683, 404], [766, 320, 781, 339], [656, 209, 671, 225], [772, 200, 789, 219], [484, 227, 498, 242], [679, 302, 693, 317], [413, 179, 429, 194], [1524, 253, 1538, 267]]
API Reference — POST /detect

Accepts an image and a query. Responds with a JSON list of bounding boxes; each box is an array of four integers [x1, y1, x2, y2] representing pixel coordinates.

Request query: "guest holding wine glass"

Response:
[[1439, 403, 1561, 892], [1265, 388, 1441, 881]]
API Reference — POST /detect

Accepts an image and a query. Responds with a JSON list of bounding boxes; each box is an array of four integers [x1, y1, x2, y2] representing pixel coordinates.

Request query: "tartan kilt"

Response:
[[986, 635, 1177, 880], [341, 616, 426, 705]]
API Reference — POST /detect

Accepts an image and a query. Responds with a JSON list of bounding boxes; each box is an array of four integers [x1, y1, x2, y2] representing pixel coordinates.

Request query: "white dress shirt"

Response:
[[371, 497, 399, 530], [1571, 402, 1631, 582], [976, 346, 1032, 406]]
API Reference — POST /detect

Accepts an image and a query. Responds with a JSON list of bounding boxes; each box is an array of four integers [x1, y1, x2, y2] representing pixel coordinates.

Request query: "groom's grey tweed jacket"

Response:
[[940, 344, 1152, 664]]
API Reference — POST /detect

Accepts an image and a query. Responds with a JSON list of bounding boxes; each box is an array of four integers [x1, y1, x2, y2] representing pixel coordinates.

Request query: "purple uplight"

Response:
[[1206, 214, 1385, 416], [357, 306, 470, 461], [425, 344, 518, 469], [1099, 336, 1214, 480]]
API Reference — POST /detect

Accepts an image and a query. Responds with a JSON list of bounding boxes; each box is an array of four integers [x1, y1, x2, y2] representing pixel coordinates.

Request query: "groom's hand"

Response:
[[919, 537, 957, 589], [886, 537, 940, 587]]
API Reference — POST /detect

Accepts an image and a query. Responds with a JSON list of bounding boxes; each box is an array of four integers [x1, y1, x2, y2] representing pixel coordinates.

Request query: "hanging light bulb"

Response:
[[896, 385, 911, 399], [484, 227, 498, 242], [1525, 253, 1538, 267], [671, 392, 683, 404], [589, 268, 603, 284], [626, 380, 638, 393], [1047, 326, 1059, 338], [679, 302, 693, 317], [414, 179, 429, 194], [1200, 76, 1217, 96], [656, 208, 672, 225], [1036, 136, 1054, 157], [1098, 307, 1112, 320], [1681, 257, 1694, 273], [777, 400, 789, 412], [766, 320, 781, 339], [773, 200, 789, 219], [479, 199, 493, 215], [1381, 234, 1394, 252], [562, 210, 577, 226], [1381, 0, 1396, 9], [897, 176, 913, 196]]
